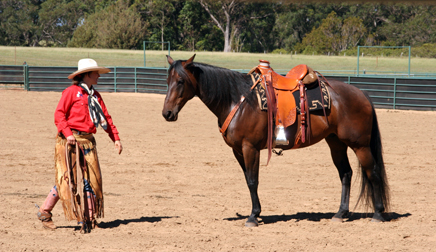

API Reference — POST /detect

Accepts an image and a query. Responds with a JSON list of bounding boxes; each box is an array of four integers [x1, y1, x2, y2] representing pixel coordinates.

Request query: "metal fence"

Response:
[[323, 75, 436, 111], [0, 65, 168, 93], [1, 65, 435, 111], [0, 65, 26, 85], [27, 65, 168, 93]]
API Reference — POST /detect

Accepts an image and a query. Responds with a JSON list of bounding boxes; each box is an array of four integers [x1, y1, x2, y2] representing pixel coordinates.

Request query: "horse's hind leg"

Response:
[[325, 134, 353, 222], [353, 147, 387, 222]]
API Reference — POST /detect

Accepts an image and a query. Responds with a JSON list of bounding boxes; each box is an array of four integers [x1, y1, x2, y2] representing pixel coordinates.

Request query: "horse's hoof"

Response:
[[331, 217, 343, 223], [371, 213, 386, 222], [245, 220, 258, 227]]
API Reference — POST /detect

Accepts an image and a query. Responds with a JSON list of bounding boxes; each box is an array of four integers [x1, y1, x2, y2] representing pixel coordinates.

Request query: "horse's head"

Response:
[[162, 54, 198, 121]]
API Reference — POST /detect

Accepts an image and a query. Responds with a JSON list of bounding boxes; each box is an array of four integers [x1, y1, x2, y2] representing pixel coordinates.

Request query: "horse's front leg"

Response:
[[232, 147, 261, 227]]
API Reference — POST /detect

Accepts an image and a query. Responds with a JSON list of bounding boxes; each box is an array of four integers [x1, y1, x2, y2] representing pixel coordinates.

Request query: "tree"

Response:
[[134, 0, 176, 51], [177, 0, 222, 51], [295, 11, 367, 54], [69, 0, 147, 49], [236, 2, 276, 53], [341, 16, 367, 50], [0, 0, 40, 46], [377, 5, 436, 46], [38, 0, 95, 46], [273, 3, 349, 52], [198, 0, 243, 52]]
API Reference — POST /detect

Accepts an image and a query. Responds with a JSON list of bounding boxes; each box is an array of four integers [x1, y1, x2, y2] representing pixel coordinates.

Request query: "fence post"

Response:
[[134, 67, 137, 93], [408, 46, 411, 77], [114, 67, 117, 93], [357, 46, 360, 76], [393, 78, 397, 109], [143, 41, 146, 67], [24, 63, 29, 91]]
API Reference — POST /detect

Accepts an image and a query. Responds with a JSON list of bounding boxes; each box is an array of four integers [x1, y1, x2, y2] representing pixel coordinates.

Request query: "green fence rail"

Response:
[[0, 64, 27, 87], [322, 74, 436, 111], [19, 65, 168, 93], [1, 65, 436, 111]]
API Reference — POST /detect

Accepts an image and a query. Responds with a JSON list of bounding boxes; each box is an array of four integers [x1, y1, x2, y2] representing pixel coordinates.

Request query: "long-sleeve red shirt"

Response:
[[54, 85, 120, 142]]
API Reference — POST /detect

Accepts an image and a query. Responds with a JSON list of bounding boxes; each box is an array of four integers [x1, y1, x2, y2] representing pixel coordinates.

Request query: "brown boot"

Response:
[[85, 219, 99, 231], [37, 211, 56, 230], [91, 219, 100, 229]]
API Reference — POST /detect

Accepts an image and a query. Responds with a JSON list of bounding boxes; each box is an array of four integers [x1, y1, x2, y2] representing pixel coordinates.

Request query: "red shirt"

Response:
[[54, 85, 120, 142]]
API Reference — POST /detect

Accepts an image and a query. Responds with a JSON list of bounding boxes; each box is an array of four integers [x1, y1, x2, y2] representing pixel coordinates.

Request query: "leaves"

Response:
[[69, 0, 147, 49], [295, 11, 367, 54], [0, 1, 436, 55]]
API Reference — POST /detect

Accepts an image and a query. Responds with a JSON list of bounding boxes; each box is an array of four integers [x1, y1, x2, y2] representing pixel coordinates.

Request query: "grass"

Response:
[[1, 46, 436, 75]]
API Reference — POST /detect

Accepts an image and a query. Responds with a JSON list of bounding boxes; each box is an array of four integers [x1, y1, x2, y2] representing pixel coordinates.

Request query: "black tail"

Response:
[[357, 94, 390, 212]]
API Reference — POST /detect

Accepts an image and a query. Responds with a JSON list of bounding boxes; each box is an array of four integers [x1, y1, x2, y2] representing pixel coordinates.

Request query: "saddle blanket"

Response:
[[253, 74, 331, 114]]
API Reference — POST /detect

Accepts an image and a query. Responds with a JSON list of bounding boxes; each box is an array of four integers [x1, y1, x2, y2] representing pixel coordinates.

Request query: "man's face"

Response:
[[84, 71, 100, 85]]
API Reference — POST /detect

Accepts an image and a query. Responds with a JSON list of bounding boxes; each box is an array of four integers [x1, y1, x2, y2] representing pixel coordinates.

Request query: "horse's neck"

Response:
[[196, 84, 232, 124], [196, 72, 246, 124]]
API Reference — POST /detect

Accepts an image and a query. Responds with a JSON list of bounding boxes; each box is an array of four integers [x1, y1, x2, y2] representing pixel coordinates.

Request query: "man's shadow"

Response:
[[58, 216, 178, 230], [98, 216, 178, 229], [224, 212, 411, 224]]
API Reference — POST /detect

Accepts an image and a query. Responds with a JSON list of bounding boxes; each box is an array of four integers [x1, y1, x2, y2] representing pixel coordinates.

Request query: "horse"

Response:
[[162, 54, 390, 227]]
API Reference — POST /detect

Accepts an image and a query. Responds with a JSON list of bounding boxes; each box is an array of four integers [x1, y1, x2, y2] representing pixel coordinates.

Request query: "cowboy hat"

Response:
[[68, 58, 111, 79]]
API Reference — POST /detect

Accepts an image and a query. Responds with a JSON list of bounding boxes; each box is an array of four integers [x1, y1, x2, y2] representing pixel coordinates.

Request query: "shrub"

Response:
[[271, 48, 288, 54]]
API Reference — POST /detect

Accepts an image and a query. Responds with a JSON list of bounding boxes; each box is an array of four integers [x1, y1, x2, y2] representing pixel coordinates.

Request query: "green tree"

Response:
[[377, 5, 436, 46], [38, 0, 95, 46], [177, 0, 222, 51], [236, 3, 276, 53], [273, 3, 349, 52], [0, 0, 40, 46], [295, 11, 367, 54], [69, 0, 147, 49], [134, 0, 177, 50], [198, 0, 246, 52]]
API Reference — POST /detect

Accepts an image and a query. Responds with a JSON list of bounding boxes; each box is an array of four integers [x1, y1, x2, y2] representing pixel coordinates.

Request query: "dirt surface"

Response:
[[1, 89, 435, 251]]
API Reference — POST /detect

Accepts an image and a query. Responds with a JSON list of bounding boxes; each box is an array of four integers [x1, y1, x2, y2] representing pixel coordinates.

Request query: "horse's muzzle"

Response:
[[162, 110, 178, 121]]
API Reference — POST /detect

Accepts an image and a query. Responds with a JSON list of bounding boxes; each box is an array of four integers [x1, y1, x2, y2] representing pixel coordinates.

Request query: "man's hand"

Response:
[[67, 135, 76, 145], [115, 140, 123, 155]]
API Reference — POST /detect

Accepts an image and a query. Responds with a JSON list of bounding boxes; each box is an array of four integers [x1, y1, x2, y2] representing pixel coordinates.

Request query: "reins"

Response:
[[219, 96, 246, 136]]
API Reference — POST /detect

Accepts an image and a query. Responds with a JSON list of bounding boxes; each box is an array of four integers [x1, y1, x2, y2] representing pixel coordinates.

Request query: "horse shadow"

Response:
[[57, 216, 178, 230], [224, 212, 411, 224]]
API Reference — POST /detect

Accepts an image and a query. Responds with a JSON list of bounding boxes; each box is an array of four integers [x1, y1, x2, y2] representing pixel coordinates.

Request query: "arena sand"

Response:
[[0, 90, 435, 251]]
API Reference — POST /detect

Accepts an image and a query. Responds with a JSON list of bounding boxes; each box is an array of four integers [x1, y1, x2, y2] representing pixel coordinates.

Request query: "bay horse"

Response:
[[162, 54, 390, 227]]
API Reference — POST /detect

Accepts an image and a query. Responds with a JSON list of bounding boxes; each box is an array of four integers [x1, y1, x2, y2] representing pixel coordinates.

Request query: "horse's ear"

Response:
[[186, 54, 196, 64], [167, 55, 174, 65]]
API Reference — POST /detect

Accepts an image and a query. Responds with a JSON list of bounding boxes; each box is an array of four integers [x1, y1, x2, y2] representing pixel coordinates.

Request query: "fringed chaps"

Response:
[[54, 133, 104, 222]]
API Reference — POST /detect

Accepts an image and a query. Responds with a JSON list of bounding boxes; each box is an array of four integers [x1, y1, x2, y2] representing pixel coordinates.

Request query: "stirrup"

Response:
[[275, 125, 289, 145]]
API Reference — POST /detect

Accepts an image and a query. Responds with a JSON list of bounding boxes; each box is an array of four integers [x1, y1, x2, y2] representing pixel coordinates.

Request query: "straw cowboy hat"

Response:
[[68, 58, 111, 79]]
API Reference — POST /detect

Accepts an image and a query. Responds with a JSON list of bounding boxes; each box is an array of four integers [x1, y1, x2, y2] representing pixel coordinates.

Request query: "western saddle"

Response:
[[219, 60, 328, 165], [250, 60, 325, 164]]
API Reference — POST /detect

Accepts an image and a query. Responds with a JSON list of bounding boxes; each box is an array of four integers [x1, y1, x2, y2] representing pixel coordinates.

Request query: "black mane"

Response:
[[171, 60, 255, 110]]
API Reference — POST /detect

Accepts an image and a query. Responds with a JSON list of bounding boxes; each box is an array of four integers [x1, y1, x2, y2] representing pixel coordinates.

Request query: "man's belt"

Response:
[[71, 129, 91, 135]]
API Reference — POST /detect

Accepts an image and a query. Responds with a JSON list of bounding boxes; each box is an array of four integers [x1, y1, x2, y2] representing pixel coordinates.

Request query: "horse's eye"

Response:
[[177, 79, 184, 85]]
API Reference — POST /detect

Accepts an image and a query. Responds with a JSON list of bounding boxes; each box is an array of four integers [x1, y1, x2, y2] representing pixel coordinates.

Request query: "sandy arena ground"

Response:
[[0, 89, 435, 251]]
